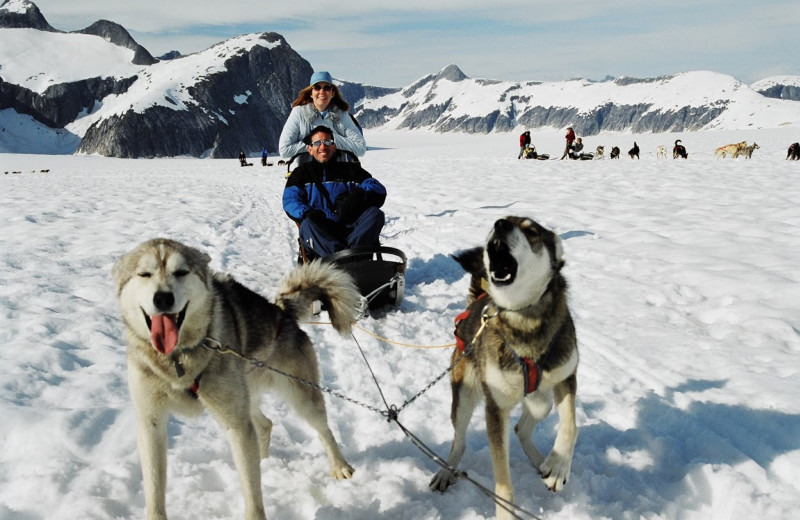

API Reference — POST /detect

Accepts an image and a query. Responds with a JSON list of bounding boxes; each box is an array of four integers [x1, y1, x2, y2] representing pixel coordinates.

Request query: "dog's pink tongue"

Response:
[[150, 314, 178, 354]]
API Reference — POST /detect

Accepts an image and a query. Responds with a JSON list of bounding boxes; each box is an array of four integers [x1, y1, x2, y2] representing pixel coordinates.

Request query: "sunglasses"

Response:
[[312, 84, 334, 92], [311, 139, 335, 147]]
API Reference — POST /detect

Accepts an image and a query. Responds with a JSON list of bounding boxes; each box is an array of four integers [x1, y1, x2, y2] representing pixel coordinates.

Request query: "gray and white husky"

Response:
[[430, 217, 579, 520], [113, 238, 362, 520]]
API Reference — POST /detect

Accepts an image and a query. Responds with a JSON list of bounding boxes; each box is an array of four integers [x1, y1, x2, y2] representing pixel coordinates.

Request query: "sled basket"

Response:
[[321, 246, 406, 310]]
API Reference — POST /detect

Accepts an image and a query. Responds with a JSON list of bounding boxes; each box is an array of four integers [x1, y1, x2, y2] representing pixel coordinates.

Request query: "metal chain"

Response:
[[200, 336, 541, 520], [394, 349, 467, 413], [200, 338, 389, 418]]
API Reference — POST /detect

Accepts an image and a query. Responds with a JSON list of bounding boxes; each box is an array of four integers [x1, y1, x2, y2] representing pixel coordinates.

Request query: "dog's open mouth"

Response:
[[487, 238, 517, 286], [142, 304, 188, 355]]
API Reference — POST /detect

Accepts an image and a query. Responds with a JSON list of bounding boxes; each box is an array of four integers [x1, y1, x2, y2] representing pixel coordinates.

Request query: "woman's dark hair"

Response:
[[291, 84, 350, 111]]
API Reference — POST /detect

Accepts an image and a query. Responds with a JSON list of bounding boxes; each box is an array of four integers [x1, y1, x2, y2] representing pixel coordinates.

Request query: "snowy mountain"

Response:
[[0, 0, 312, 158], [751, 76, 800, 101], [354, 64, 800, 135], [1, 0, 800, 158]]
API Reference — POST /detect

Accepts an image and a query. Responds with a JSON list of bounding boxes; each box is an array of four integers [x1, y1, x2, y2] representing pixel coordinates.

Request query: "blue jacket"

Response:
[[283, 154, 386, 223], [279, 103, 366, 159]]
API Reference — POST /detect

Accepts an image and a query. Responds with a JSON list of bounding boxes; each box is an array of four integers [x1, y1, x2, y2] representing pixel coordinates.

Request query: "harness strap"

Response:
[[520, 357, 542, 395], [454, 292, 488, 352], [454, 292, 541, 395]]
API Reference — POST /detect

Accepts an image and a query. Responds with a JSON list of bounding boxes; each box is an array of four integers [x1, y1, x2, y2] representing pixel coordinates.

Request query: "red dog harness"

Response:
[[453, 294, 541, 395]]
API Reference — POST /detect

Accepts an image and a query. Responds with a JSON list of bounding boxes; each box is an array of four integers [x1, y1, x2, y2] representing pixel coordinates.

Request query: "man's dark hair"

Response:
[[303, 125, 334, 144]]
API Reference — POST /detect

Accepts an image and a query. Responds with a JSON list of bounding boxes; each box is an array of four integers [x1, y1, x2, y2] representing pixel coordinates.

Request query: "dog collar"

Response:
[[170, 352, 204, 400]]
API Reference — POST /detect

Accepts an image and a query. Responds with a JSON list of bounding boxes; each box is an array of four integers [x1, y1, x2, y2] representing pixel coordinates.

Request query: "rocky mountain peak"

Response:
[[0, 0, 56, 31], [436, 64, 467, 82], [75, 19, 157, 65]]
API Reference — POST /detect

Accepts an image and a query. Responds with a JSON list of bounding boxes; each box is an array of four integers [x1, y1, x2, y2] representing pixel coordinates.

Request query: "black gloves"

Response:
[[335, 188, 366, 224], [304, 209, 327, 223]]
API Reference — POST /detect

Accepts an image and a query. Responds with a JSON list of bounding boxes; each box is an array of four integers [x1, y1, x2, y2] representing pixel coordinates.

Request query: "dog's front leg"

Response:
[[430, 375, 479, 492], [128, 368, 170, 520], [515, 390, 553, 468], [485, 398, 514, 520], [225, 421, 267, 520], [136, 410, 170, 520], [539, 374, 578, 492], [204, 389, 267, 520]]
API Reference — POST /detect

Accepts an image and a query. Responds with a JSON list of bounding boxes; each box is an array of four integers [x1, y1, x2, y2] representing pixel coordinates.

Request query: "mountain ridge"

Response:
[[1, 0, 799, 158]]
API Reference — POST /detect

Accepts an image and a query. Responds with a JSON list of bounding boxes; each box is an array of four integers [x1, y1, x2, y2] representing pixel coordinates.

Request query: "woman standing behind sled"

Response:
[[279, 71, 366, 162]]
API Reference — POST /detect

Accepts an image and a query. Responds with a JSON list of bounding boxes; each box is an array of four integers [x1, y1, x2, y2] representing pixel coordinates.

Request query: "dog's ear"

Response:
[[548, 233, 566, 273], [111, 247, 139, 295], [453, 247, 488, 304], [452, 247, 485, 277]]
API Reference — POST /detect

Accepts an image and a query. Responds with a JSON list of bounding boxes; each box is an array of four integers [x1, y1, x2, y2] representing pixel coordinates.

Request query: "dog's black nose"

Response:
[[494, 219, 513, 233], [153, 291, 175, 311]]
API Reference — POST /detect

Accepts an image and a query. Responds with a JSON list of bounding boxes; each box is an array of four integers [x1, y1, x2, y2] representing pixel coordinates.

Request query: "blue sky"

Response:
[[26, 0, 800, 87]]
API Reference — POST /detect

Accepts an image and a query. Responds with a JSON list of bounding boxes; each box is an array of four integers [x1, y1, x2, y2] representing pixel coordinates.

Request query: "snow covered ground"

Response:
[[1, 128, 799, 519]]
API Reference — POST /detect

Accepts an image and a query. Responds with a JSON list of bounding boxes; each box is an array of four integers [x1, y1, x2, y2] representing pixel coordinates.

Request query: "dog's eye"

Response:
[[174, 269, 189, 278], [137, 272, 152, 278]]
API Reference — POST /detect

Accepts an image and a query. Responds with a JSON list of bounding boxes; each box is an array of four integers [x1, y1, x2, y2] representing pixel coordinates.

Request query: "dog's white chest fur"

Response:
[[484, 363, 525, 406]]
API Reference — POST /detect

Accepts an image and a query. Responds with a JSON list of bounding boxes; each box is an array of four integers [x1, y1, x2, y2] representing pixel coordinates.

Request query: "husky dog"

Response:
[[610, 146, 620, 159], [628, 141, 640, 159], [788, 142, 800, 160], [594, 145, 605, 159], [113, 238, 362, 520], [715, 141, 748, 158], [743, 142, 759, 159], [673, 140, 689, 159], [430, 217, 578, 520], [656, 145, 667, 158]]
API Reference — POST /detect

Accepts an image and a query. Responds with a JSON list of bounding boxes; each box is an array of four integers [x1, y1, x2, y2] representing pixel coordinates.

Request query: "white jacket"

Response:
[[278, 103, 366, 159]]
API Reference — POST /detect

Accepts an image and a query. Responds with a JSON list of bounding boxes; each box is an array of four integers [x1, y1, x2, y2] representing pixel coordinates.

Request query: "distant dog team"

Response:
[[513, 133, 798, 161]]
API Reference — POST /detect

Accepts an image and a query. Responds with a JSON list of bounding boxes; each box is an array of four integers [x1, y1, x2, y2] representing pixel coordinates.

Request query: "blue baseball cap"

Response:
[[310, 71, 333, 86]]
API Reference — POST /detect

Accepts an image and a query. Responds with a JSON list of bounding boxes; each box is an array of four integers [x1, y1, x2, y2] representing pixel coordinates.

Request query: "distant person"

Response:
[[283, 126, 385, 259], [278, 71, 366, 163], [518, 130, 531, 159], [261, 148, 269, 166], [238, 150, 248, 166], [569, 137, 584, 160], [560, 127, 576, 160]]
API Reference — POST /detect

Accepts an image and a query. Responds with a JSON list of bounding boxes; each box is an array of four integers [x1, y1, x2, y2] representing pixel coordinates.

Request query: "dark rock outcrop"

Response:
[[0, 0, 57, 31], [77, 33, 313, 158], [755, 84, 800, 101], [0, 75, 137, 128], [75, 20, 156, 65]]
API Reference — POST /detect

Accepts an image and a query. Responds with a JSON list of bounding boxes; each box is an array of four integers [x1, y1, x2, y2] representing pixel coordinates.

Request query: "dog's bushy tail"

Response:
[[275, 261, 362, 335]]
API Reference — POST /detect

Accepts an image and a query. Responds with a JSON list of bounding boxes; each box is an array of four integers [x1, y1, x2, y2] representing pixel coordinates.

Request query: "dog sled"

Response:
[[285, 151, 406, 312], [522, 144, 550, 160], [284, 149, 360, 177], [321, 246, 406, 310], [298, 243, 406, 313]]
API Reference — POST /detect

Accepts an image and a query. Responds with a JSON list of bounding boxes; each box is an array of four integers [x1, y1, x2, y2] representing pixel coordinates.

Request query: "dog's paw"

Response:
[[332, 462, 355, 480], [539, 452, 572, 492], [429, 469, 457, 492]]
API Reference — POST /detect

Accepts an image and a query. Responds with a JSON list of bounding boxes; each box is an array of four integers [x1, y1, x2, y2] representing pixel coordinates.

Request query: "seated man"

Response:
[[283, 125, 386, 260], [568, 137, 584, 159]]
